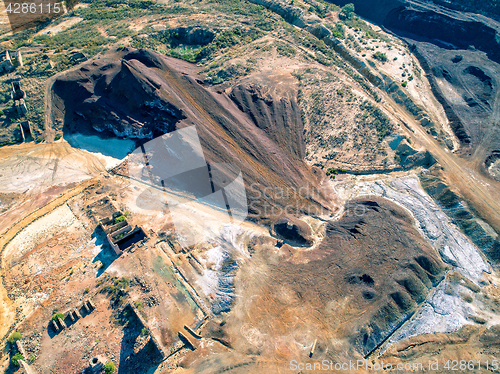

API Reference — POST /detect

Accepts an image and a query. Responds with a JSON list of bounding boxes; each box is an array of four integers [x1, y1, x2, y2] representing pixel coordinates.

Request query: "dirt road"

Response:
[[384, 93, 500, 234]]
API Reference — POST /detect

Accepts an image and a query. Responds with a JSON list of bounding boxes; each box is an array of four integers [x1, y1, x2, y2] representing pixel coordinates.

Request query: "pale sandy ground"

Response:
[[342, 25, 459, 149], [35, 17, 83, 36], [0, 138, 127, 357], [3, 204, 77, 265], [1, 204, 83, 344], [0, 178, 93, 361], [0, 139, 130, 194]]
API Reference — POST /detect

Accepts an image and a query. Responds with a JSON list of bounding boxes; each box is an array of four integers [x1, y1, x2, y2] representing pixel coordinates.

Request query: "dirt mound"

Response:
[[50, 48, 331, 220], [268, 197, 447, 356]]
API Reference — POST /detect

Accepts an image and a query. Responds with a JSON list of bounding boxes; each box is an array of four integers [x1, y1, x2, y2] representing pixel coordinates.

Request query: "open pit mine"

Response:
[[0, 0, 500, 373]]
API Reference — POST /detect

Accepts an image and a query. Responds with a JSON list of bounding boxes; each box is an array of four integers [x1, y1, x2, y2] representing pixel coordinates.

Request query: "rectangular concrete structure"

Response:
[[87, 299, 96, 310], [16, 340, 27, 358], [52, 320, 59, 332], [128, 303, 166, 360]]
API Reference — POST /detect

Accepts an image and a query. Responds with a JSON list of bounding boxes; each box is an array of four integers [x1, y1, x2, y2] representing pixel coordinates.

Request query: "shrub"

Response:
[[141, 328, 149, 336], [401, 80, 408, 87], [11, 353, 24, 366], [104, 361, 115, 373], [51, 313, 64, 321], [329, 22, 345, 39], [341, 3, 355, 19], [114, 215, 126, 224], [276, 42, 296, 57], [326, 168, 348, 176], [373, 51, 387, 62], [8, 332, 22, 344]]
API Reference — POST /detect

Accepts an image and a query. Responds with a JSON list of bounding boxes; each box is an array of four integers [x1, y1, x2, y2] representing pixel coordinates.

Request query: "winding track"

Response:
[[381, 82, 500, 234]]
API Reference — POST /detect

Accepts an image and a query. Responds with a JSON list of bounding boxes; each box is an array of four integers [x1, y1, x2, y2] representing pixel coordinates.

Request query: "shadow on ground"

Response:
[[117, 307, 164, 374], [91, 226, 119, 277]]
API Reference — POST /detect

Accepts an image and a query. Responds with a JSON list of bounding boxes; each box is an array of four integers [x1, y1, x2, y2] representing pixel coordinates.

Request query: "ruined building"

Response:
[[11, 81, 27, 117], [99, 211, 146, 256], [88, 355, 107, 373], [0, 50, 23, 73]]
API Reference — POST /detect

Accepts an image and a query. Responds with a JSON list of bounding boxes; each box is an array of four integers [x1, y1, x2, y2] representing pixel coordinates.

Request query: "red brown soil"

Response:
[[50, 48, 336, 221], [215, 196, 448, 367]]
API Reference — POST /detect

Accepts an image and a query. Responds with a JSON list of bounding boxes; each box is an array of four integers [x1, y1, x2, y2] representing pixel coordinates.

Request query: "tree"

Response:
[[341, 3, 355, 18], [104, 361, 116, 373], [8, 332, 22, 344], [11, 353, 23, 366]]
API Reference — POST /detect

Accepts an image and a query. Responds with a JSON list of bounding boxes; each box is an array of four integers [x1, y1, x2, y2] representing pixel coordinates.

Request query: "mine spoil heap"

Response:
[[51, 48, 332, 220]]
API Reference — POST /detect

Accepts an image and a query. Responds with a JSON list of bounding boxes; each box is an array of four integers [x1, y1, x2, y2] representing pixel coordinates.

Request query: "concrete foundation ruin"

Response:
[[10, 80, 28, 117], [19, 121, 32, 142], [0, 50, 23, 73], [99, 212, 146, 256], [19, 359, 36, 374], [51, 299, 95, 333], [88, 355, 107, 373], [127, 303, 166, 360]]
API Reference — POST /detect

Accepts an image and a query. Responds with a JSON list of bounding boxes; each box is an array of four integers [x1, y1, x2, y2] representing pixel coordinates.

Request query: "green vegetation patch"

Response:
[[326, 167, 348, 176], [11, 353, 24, 366], [114, 215, 126, 224], [104, 361, 116, 373], [51, 312, 64, 321], [8, 332, 22, 344], [358, 101, 394, 140], [75, 0, 166, 21], [275, 41, 296, 57], [133, 26, 263, 63], [373, 51, 388, 62]]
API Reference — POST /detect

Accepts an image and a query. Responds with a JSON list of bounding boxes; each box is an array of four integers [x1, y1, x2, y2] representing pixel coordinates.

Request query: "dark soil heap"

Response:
[[51, 48, 332, 220]]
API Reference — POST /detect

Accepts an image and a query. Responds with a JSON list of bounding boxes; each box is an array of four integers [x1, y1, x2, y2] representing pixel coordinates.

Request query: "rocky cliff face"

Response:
[[384, 5, 500, 64]]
